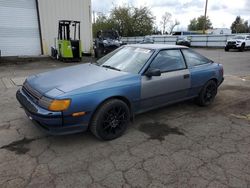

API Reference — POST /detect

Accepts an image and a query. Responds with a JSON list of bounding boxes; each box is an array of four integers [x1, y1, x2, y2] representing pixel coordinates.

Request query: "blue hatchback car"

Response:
[[17, 44, 224, 140]]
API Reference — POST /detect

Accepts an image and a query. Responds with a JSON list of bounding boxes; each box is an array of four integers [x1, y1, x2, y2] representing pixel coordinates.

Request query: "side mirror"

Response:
[[145, 68, 161, 77]]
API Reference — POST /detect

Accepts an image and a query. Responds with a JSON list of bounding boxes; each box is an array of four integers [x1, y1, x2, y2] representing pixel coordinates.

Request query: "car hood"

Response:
[[26, 63, 129, 97]]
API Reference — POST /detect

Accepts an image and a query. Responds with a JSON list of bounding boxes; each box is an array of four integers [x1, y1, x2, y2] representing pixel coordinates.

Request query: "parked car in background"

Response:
[[140, 36, 154, 44], [94, 30, 123, 58], [16, 44, 224, 140], [225, 35, 250, 52], [176, 36, 191, 47]]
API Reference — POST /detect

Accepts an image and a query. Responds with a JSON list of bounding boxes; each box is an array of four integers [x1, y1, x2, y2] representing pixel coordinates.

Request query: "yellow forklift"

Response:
[[51, 20, 82, 61]]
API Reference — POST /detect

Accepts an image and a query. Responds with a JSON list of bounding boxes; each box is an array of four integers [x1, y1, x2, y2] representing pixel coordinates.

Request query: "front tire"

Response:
[[239, 43, 245, 52], [94, 48, 103, 59], [196, 80, 218, 106], [225, 46, 229, 51], [90, 99, 130, 140]]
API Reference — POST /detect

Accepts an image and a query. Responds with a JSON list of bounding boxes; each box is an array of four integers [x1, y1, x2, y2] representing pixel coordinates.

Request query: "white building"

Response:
[[0, 0, 92, 57]]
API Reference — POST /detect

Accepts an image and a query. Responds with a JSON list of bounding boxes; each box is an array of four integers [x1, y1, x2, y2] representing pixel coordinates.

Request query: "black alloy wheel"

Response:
[[196, 80, 217, 106], [90, 99, 130, 140], [204, 83, 217, 104]]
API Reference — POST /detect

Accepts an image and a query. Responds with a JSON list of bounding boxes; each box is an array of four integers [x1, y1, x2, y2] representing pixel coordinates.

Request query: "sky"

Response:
[[92, 0, 250, 31]]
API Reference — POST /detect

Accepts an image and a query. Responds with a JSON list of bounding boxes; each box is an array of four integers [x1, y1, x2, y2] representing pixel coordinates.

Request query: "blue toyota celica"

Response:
[[16, 44, 224, 140]]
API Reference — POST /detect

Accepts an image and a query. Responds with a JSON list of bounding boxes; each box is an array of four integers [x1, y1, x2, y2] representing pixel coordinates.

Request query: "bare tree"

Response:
[[169, 20, 180, 34], [161, 12, 172, 34]]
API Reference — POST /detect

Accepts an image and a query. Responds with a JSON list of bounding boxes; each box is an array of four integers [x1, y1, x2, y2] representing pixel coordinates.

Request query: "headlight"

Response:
[[38, 96, 53, 109], [38, 96, 71, 111], [48, 99, 71, 111], [103, 40, 108, 45]]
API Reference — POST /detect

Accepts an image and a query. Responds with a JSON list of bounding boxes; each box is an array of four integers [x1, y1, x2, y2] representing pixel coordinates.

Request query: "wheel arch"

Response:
[[198, 77, 218, 94], [196, 78, 218, 106], [90, 96, 133, 123], [210, 77, 218, 85]]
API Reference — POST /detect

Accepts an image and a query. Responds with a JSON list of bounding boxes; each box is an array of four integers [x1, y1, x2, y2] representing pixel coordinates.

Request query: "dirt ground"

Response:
[[0, 48, 250, 188]]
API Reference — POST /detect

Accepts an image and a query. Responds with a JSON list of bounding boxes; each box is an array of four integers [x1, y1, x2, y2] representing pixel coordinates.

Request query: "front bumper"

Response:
[[16, 88, 88, 135], [226, 43, 241, 49]]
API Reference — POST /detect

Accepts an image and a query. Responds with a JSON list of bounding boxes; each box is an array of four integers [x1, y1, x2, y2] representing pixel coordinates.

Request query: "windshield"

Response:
[[97, 46, 154, 74], [143, 37, 153, 41], [232, 36, 245, 40], [102, 31, 119, 39], [177, 36, 187, 40]]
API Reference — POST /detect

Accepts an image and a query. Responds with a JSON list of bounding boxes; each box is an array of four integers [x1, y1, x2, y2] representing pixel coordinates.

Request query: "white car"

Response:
[[225, 35, 250, 52]]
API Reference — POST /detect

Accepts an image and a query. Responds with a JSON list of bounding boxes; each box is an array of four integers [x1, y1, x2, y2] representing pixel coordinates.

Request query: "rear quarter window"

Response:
[[182, 49, 212, 67]]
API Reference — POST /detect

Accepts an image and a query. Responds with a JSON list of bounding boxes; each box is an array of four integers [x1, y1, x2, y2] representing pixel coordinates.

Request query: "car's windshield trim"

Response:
[[137, 49, 156, 74]]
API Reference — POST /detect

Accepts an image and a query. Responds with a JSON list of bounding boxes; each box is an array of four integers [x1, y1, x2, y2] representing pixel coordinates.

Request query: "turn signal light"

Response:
[[72, 112, 86, 117], [49, 99, 71, 111]]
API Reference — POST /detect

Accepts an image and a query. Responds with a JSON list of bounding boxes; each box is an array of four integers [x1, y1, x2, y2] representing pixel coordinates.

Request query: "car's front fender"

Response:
[[62, 76, 141, 123]]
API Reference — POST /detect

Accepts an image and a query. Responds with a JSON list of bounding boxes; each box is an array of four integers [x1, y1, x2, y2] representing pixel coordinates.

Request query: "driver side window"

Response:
[[150, 50, 186, 73]]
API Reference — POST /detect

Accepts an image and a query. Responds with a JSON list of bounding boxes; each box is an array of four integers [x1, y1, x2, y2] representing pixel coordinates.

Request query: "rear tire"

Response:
[[196, 80, 217, 106], [90, 99, 130, 140]]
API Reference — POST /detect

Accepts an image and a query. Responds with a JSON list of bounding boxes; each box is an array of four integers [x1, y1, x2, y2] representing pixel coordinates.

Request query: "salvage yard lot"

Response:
[[0, 48, 250, 187]]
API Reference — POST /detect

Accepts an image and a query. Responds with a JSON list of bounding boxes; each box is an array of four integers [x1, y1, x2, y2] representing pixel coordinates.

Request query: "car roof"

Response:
[[126, 44, 188, 50]]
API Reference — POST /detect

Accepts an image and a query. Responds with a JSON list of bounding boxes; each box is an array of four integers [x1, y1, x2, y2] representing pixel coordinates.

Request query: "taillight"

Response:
[[219, 66, 224, 76]]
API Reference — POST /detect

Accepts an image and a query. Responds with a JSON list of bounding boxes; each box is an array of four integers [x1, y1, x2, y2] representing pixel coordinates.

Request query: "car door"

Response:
[[140, 49, 191, 111]]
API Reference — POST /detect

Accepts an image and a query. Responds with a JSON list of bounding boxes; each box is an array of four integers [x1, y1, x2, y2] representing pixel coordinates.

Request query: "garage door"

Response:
[[0, 0, 41, 56]]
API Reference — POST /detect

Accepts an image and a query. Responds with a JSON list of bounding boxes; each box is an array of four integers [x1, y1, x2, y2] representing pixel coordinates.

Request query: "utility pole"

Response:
[[203, 0, 208, 34], [93, 11, 96, 23]]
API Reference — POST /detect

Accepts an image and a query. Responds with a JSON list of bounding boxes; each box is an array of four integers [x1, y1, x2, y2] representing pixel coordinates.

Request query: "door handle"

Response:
[[183, 74, 190, 79]]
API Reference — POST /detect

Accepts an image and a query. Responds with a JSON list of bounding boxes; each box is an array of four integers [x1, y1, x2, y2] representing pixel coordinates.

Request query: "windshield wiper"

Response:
[[102, 65, 121, 71]]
